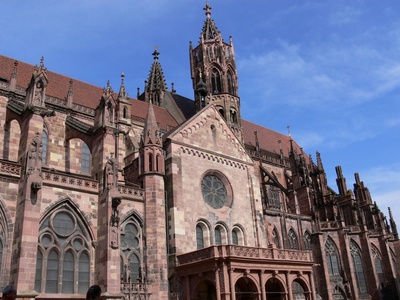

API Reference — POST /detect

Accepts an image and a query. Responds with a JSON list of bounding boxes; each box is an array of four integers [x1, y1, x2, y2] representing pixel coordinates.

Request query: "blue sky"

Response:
[[1, 1, 399, 225]]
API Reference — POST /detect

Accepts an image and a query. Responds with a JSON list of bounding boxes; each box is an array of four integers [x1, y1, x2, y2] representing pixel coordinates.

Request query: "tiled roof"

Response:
[[0, 54, 178, 131], [242, 119, 303, 157], [0, 54, 302, 155]]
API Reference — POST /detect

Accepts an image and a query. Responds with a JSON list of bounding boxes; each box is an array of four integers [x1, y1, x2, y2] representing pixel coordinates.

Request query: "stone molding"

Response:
[[180, 146, 247, 170]]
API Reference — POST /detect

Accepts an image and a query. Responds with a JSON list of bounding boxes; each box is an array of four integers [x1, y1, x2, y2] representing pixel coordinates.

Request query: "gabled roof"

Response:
[[0, 54, 178, 132]]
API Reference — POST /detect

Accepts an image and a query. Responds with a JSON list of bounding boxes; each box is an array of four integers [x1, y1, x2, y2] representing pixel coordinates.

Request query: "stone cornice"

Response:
[[178, 143, 250, 170]]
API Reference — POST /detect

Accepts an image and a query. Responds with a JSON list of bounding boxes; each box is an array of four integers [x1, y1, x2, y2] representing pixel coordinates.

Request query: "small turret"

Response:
[[117, 73, 131, 125], [66, 79, 74, 108], [25, 56, 48, 108], [389, 207, 399, 240], [335, 166, 348, 196], [140, 102, 164, 176], [353, 172, 372, 204], [9, 61, 18, 92]]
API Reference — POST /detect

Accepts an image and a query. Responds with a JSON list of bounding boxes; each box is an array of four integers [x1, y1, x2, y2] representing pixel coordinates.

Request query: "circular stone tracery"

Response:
[[201, 174, 228, 209]]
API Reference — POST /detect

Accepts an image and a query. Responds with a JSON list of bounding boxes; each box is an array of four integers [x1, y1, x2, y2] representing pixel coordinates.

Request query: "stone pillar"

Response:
[[11, 114, 44, 292], [143, 174, 168, 299]]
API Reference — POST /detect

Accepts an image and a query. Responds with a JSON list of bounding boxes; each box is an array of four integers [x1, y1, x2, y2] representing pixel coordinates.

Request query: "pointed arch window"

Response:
[[148, 153, 153, 171], [304, 231, 312, 250], [120, 218, 143, 283], [350, 241, 368, 295], [288, 228, 299, 249], [211, 69, 222, 94], [123, 106, 128, 119], [81, 142, 91, 173], [156, 154, 161, 172], [42, 130, 48, 165], [272, 227, 281, 248], [266, 186, 281, 210], [371, 246, 384, 286], [35, 204, 91, 294], [227, 72, 234, 94], [325, 237, 340, 276]]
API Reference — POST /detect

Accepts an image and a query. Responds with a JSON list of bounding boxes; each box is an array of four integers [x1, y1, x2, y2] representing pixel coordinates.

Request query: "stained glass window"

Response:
[[202, 175, 227, 209]]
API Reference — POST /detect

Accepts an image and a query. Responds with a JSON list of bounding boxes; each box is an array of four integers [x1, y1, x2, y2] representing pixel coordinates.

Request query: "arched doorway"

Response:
[[235, 277, 259, 300], [292, 280, 309, 299], [195, 280, 217, 300], [265, 278, 285, 300]]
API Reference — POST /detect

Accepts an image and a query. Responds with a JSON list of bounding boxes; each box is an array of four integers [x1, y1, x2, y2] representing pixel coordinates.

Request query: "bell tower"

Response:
[[190, 3, 242, 141]]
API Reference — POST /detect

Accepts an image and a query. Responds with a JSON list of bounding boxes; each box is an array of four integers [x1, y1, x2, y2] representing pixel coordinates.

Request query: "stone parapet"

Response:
[[177, 245, 312, 266]]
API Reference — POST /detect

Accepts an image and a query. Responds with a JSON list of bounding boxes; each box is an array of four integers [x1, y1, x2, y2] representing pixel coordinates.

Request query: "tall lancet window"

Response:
[[350, 240, 368, 295], [211, 69, 222, 94], [325, 237, 340, 276], [227, 72, 234, 94], [35, 203, 91, 294], [287, 228, 299, 249], [81, 142, 91, 173], [42, 130, 48, 164], [120, 217, 144, 283]]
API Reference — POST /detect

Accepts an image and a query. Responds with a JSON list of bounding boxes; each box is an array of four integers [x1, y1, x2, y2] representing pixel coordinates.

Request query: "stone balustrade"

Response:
[[177, 244, 312, 265]]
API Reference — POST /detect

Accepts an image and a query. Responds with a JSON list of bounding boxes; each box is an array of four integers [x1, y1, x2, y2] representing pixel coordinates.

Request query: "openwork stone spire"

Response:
[[145, 47, 167, 106], [201, 3, 221, 41]]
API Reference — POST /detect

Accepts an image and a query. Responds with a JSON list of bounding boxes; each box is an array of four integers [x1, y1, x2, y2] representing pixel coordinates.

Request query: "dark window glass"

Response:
[[325, 238, 341, 276], [81, 142, 91, 173], [232, 230, 238, 245], [78, 252, 90, 293], [130, 254, 140, 282], [201, 175, 227, 209], [62, 251, 74, 293], [42, 131, 48, 164], [36, 206, 91, 294], [35, 250, 43, 292], [120, 218, 143, 285], [53, 212, 75, 236], [351, 241, 367, 295], [288, 229, 298, 249], [196, 225, 204, 249], [46, 250, 59, 293], [215, 227, 222, 245]]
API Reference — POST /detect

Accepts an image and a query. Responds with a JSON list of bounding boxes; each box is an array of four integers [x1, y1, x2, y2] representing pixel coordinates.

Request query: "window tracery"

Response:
[[350, 240, 368, 295], [35, 205, 91, 293]]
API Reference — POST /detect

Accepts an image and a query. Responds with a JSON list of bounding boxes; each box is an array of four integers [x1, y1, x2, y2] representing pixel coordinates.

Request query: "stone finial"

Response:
[[67, 79, 74, 108]]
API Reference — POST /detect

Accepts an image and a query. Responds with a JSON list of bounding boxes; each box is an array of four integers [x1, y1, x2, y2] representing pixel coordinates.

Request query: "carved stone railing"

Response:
[[320, 221, 339, 230], [177, 245, 312, 265], [0, 160, 21, 177], [118, 185, 145, 200], [42, 170, 99, 193]]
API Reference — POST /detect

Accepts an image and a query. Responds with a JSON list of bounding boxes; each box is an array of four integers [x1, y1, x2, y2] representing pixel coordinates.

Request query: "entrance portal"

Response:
[[265, 279, 285, 300], [195, 280, 217, 300], [235, 277, 259, 300]]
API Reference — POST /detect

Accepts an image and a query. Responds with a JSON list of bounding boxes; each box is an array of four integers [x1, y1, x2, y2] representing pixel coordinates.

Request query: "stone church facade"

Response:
[[0, 4, 399, 300]]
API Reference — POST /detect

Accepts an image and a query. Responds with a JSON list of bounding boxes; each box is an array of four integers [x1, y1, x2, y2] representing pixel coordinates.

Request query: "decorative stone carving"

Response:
[[26, 132, 43, 175], [110, 197, 122, 249]]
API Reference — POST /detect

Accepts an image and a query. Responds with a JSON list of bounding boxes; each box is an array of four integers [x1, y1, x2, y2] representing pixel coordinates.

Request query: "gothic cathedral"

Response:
[[0, 4, 398, 300]]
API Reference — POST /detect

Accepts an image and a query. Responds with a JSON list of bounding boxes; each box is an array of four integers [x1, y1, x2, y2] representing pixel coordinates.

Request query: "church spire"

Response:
[[201, 3, 221, 41], [144, 47, 167, 106], [190, 4, 242, 142]]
